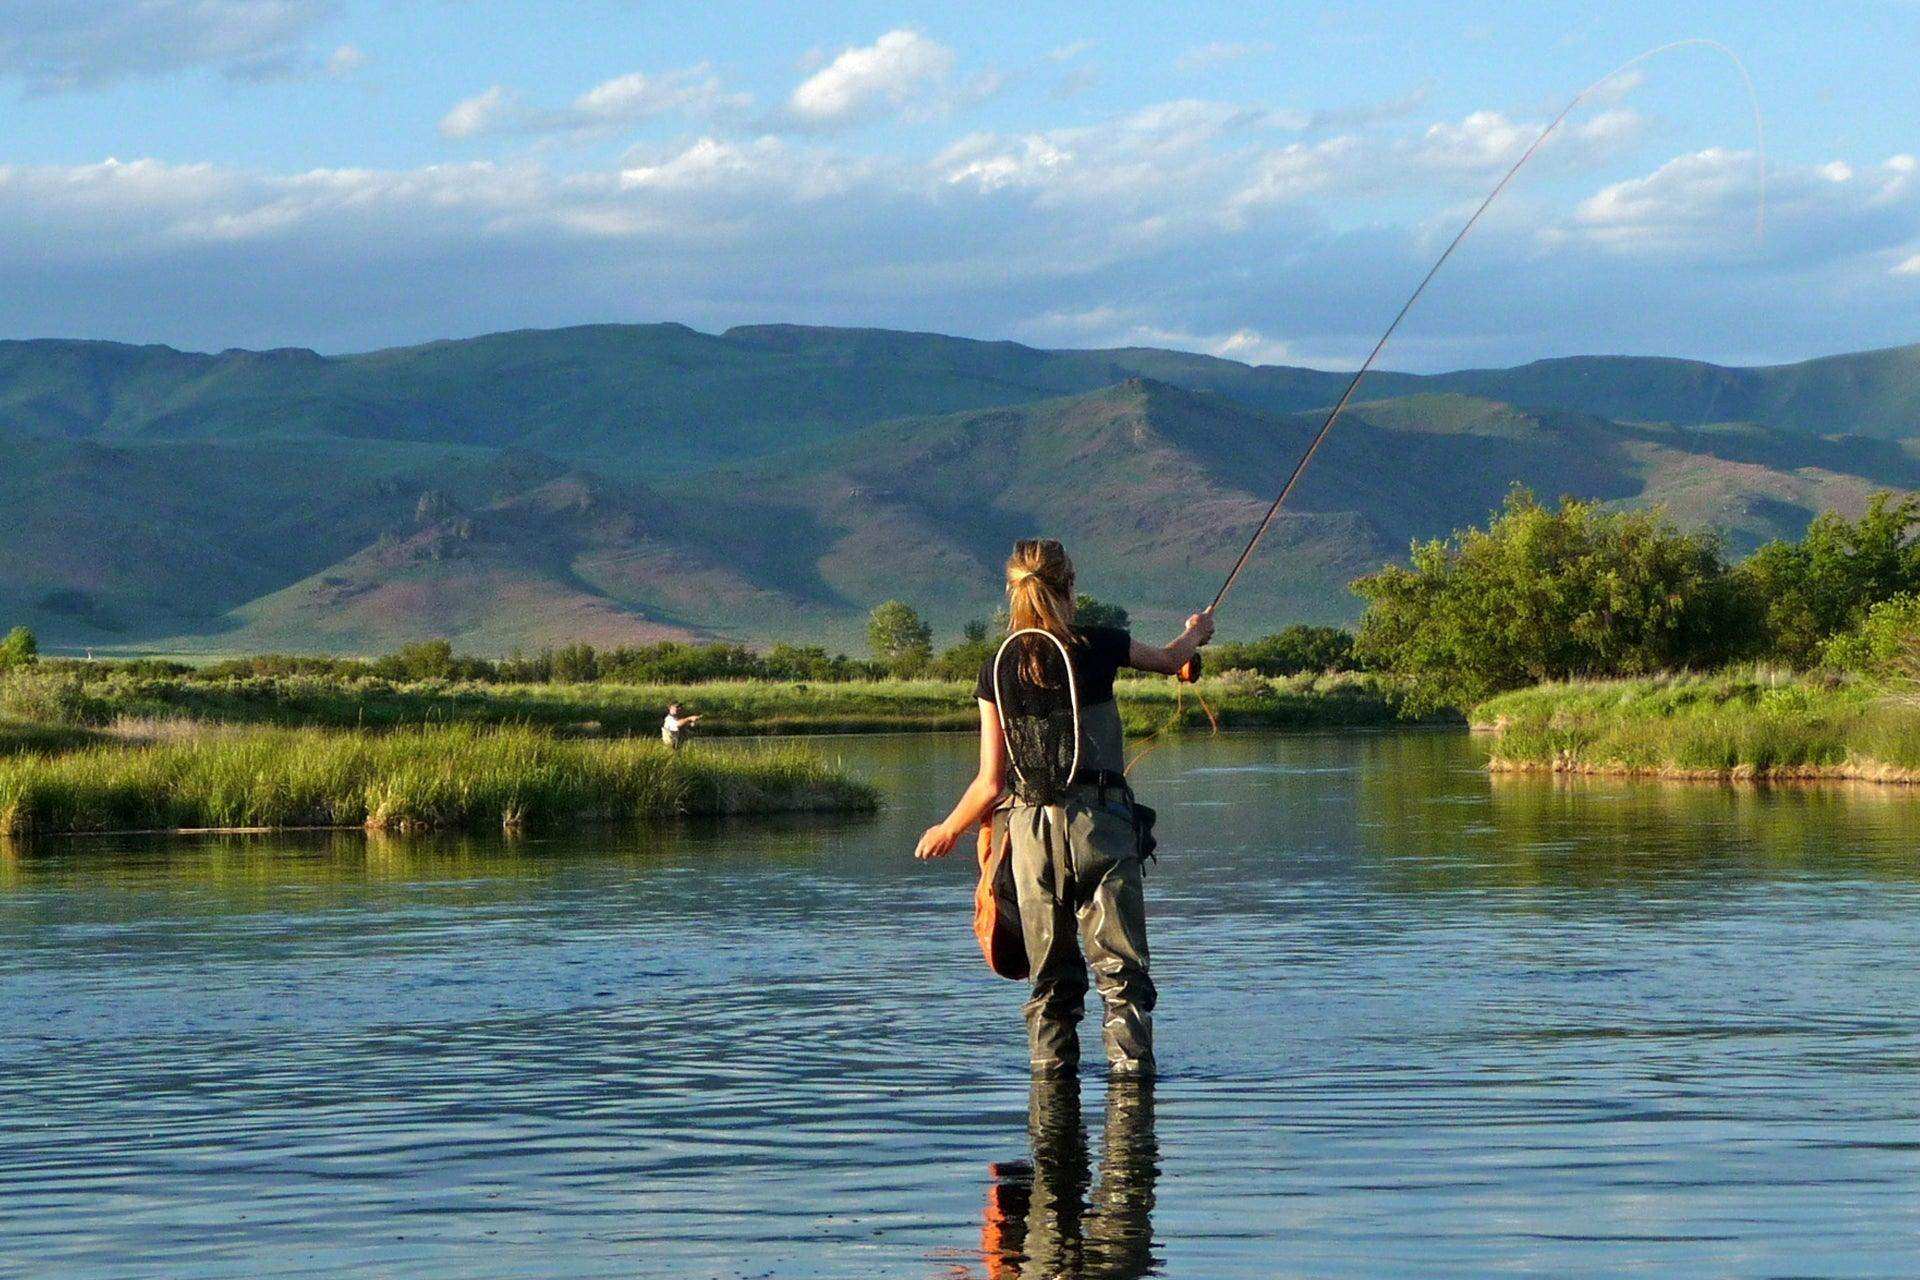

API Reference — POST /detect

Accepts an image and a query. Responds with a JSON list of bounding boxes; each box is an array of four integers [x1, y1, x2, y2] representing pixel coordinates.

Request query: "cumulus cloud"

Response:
[[440, 86, 518, 140], [0, 89, 1911, 372], [1571, 150, 1915, 260], [439, 64, 749, 141], [787, 29, 955, 127], [0, 0, 340, 91], [1415, 108, 1644, 175]]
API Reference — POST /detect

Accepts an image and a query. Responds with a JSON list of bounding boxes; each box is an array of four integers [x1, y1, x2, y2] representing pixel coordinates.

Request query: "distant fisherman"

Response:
[[661, 703, 700, 749], [914, 538, 1213, 1078]]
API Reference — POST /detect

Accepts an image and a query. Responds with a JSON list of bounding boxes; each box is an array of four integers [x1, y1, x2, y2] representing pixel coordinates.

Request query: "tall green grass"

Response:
[[0, 718, 100, 757], [1474, 669, 1920, 780], [0, 724, 877, 836], [1, 669, 1423, 736]]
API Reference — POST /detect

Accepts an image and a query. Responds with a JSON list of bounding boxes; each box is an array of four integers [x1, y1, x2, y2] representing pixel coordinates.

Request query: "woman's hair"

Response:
[[1005, 538, 1076, 641]]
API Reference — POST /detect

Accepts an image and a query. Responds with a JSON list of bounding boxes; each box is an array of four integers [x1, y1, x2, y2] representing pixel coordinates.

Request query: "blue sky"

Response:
[[1, 1, 1917, 369]]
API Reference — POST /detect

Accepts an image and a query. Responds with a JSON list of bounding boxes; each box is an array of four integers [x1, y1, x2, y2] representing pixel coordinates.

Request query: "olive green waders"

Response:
[[1008, 700, 1156, 1076]]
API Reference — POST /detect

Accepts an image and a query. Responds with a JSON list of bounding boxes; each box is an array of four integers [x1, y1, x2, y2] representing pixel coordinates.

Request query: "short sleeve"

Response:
[[973, 655, 996, 703], [1097, 627, 1132, 670]]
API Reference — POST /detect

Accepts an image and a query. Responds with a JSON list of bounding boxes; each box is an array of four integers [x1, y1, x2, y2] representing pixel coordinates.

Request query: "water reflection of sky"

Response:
[[3, 730, 1919, 1277]]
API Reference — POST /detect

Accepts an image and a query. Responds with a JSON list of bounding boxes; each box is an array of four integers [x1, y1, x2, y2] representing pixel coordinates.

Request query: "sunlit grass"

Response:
[[1474, 668, 1920, 780], [0, 723, 877, 836]]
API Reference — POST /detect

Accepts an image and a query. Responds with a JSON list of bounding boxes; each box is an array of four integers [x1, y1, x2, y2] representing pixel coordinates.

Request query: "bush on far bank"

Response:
[[1352, 488, 1756, 716]]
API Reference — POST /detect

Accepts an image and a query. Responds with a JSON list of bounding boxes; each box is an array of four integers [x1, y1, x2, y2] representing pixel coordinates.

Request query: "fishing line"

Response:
[[1203, 38, 1766, 618], [1128, 39, 1765, 774]]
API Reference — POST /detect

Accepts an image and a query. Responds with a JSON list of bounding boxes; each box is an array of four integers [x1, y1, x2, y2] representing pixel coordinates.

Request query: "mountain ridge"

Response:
[[1, 323, 1917, 653], [4, 322, 1918, 461]]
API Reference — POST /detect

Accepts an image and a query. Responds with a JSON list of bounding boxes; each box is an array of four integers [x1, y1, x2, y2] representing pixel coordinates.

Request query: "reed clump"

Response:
[[1474, 669, 1920, 782], [0, 723, 877, 836]]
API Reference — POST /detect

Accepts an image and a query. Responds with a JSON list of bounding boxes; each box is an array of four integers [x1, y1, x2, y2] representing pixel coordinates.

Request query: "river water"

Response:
[[3, 730, 1919, 1278]]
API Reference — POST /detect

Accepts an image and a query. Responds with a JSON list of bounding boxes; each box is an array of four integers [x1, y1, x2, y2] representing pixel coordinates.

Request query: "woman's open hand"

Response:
[[914, 823, 960, 860]]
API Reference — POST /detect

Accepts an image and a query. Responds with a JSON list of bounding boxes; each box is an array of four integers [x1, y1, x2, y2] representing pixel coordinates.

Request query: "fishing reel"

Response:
[[1177, 653, 1201, 684]]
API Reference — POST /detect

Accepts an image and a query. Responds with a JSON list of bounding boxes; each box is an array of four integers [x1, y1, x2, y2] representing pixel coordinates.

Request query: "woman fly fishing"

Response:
[[914, 538, 1213, 1077]]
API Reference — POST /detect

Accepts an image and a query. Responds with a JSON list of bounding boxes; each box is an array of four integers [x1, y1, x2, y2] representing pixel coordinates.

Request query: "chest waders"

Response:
[[993, 630, 1157, 1077]]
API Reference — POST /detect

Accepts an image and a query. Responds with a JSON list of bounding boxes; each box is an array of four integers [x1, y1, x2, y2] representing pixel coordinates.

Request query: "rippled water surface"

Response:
[[5, 730, 1920, 1278]]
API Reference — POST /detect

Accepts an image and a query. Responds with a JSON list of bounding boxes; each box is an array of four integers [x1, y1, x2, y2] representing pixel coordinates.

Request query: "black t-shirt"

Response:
[[974, 625, 1132, 707]]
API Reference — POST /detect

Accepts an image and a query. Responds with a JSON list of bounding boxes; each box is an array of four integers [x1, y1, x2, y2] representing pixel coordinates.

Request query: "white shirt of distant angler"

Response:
[[662, 707, 698, 748]]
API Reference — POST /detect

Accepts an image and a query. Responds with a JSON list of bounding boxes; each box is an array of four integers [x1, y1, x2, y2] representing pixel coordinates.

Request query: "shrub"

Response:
[[1209, 625, 1357, 675], [1353, 488, 1754, 715], [1821, 595, 1920, 680], [0, 627, 37, 672], [1736, 492, 1920, 666]]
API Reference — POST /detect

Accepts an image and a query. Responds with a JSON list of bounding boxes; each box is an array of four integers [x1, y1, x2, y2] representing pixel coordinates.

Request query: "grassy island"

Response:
[[0, 724, 877, 837], [1474, 671, 1920, 783]]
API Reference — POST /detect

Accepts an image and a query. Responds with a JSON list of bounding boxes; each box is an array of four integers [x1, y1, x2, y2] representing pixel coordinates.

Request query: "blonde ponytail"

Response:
[[1004, 540, 1077, 682]]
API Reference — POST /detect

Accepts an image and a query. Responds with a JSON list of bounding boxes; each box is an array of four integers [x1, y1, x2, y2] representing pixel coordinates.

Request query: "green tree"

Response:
[[934, 619, 996, 681], [867, 600, 933, 676], [1210, 625, 1357, 675], [1736, 492, 1920, 667], [1074, 594, 1129, 631], [550, 642, 600, 683], [1353, 488, 1752, 715], [376, 639, 456, 681], [0, 627, 38, 671], [1821, 594, 1920, 680]]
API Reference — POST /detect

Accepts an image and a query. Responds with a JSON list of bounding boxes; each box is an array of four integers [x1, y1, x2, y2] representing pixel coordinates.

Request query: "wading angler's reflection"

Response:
[[979, 1077, 1159, 1278]]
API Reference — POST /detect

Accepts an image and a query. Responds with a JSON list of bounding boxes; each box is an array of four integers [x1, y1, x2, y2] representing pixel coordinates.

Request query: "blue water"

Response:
[[3, 730, 1919, 1278]]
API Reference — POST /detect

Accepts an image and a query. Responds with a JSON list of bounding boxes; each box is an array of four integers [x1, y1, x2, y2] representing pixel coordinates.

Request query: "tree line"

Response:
[[4, 489, 1914, 707], [1352, 488, 1920, 714]]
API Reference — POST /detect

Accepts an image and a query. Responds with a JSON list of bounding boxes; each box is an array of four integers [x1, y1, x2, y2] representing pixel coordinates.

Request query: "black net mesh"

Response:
[[994, 630, 1080, 805]]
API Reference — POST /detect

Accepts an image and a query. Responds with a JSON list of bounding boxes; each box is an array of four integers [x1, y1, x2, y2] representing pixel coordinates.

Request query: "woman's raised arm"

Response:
[[1129, 610, 1215, 675]]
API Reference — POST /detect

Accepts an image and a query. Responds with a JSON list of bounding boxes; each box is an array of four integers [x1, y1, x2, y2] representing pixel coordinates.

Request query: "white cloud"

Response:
[[571, 65, 749, 126], [788, 29, 954, 127], [440, 86, 520, 140], [0, 91, 1910, 372], [1570, 150, 1916, 259], [439, 65, 749, 142], [617, 136, 868, 202], [1021, 307, 1301, 365], [1416, 108, 1644, 175], [0, 1, 341, 91]]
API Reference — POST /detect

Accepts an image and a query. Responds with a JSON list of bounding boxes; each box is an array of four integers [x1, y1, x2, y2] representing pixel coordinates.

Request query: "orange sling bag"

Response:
[[973, 803, 1027, 980]]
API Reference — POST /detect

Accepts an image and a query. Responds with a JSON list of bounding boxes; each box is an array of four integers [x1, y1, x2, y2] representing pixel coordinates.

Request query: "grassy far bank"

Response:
[[0, 724, 878, 838], [1474, 670, 1920, 782], [0, 669, 1427, 737], [0, 718, 101, 757]]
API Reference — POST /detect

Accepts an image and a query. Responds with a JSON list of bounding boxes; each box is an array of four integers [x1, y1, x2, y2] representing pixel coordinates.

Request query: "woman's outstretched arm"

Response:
[[914, 699, 1008, 860], [1129, 610, 1215, 675]]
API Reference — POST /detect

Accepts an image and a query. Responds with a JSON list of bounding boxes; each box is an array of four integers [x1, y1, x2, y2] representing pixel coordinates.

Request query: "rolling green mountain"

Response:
[[1, 322, 1917, 654], [4, 323, 1917, 472]]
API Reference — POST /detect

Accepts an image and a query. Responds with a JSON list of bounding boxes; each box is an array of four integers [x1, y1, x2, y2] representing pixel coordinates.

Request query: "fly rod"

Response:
[[1178, 38, 1764, 683]]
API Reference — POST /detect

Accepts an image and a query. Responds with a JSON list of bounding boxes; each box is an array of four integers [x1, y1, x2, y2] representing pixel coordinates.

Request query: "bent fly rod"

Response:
[[1177, 38, 1765, 683]]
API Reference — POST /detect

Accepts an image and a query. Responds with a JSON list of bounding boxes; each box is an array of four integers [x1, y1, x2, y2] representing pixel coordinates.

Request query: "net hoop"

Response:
[[992, 627, 1081, 799]]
